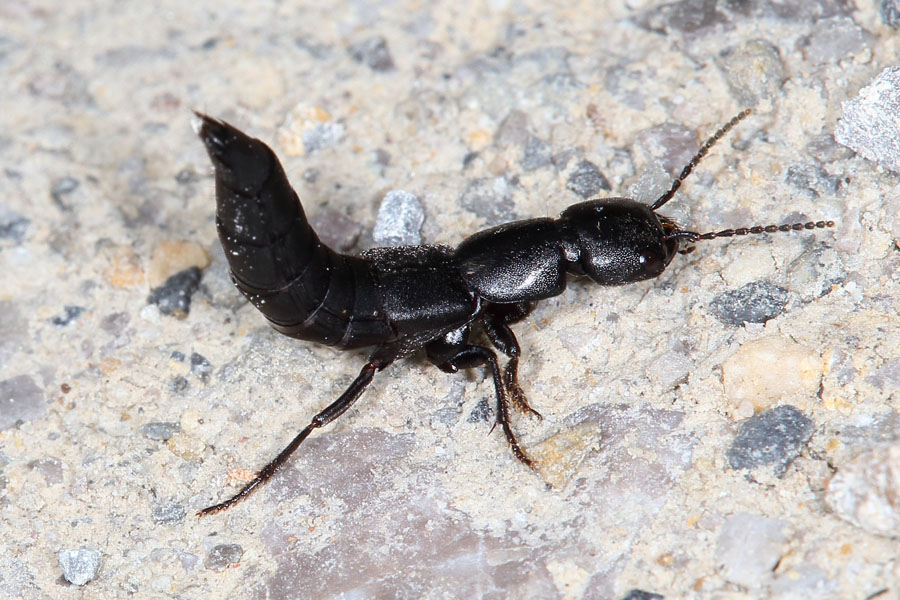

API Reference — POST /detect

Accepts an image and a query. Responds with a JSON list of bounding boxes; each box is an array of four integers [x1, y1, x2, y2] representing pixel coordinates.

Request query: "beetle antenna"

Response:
[[651, 108, 753, 212], [667, 219, 836, 254]]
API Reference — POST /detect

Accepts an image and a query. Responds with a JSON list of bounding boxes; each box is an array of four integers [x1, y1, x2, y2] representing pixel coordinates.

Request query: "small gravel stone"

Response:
[[727, 405, 814, 476], [460, 176, 516, 225], [566, 160, 610, 198], [190, 352, 213, 382], [636, 122, 697, 174], [883, 0, 900, 28], [50, 176, 79, 208], [373, 190, 425, 246], [826, 443, 900, 537], [799, 17, 875, 65], [0, 213, 29, 243], [709, 281, 789, 325], [835, 66, 900, 174], [348, 35, 394, 71], [152, 501, 187, 524], [0, 375, 45, 431], [784, 163, 840, 198], [467, 398, 492, 423], [716, 513, 786, 587], [58, 548, 101, 586], [140, 422, 181, 441], [310, 208, 363, 251], [147, 267, 201, 317], [717, 39, 785, 106], [169, 375, 189, 393], [51, 305, 85, 327], [100, 312, 130, 336], [521, 135, 553, 171], [621, 590, 664, 600], [28, 457, 63, 485], [147, 240, 210, 288], [494, 109, 530, 147], [204, 544, 244, 571], [302, 122, 345, 154]]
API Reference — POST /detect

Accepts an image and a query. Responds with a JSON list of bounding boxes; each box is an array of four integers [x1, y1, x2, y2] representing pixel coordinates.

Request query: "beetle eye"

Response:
[[638, 250, 665, 277]]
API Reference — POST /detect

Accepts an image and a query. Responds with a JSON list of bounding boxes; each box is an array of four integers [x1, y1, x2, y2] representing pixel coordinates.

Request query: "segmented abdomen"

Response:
[[197, 114, 393, 348]]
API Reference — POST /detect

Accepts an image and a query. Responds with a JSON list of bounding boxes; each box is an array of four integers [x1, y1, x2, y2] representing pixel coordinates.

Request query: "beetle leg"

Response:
[[426, 336, 534, 468], [481, 303, 542, 420], [198, 354, 393, 516]]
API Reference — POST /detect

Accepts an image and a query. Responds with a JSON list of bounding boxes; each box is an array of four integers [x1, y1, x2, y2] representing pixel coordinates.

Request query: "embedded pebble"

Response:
[[826, 443, 900, 537], [152, 501, 186, 524], [835, 66, 900, 174], [716, 39, 785, 106], [494, 109, 530, 147], [727, 405, 813, 476], [310, 208, 364, 251], [58, 548, 102, 586], [147, 267, 201, 317], [566, 160, 610, 198], [169, 375, 189, 393], [460, 177, 516, 225], [0, 375, 45, 431], [784, 163, 840, 198], [799, 17, 875, 65], [140, 421, 181, 441], [721, 337, 822, 413], [620, 590, 664, 600], [715, 513, 787, 587], [708, 281, 789, 325], [0, 212, 29, 243], [279, 105, 345, 156], [51, 305, 85, 327], [883, 0, 900, 28], [348, 35, 394, 71], [521, 135, 553, 171], [373, 190, 424, 246], [636, 122, 697, 174], [204, 544, 244, 571], [189, 352, 213, 382], [28, 457, 63, 485], [50, 176, 79, 208], [147, 240, 209, 288]]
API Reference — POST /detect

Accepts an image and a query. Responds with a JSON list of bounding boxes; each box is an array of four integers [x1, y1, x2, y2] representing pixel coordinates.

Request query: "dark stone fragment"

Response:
[[521, 136, 553, 171], [152, 501, 186, 523], [140, 421, 181, 441], [100, 312, 130, 336], [0, 214, 30, 243], [634, 0, 728, 35], [0, 375, 45, 431], [495, 109, 530, 147], [621, 590, 664, 600], [170, 350, 185, 362], [174, 169, 198, 184], [51, 306, 85, 327], [147, 267, 201, 316], [51, 177, 79, 208], [460, 176, 516, 225], [190, 353, 212, 382], [310, 208, 363, 252], [709, 282, 788, 325], [727, 405, 813, 476], [566, 160, 610, 198], [348, 36, 394, 71], [467, 398, 492, 423], [204, 544, 244, 571], [784, 163, 840, 198], [169, 376, 189, 393], [883, 0, 900, 28]]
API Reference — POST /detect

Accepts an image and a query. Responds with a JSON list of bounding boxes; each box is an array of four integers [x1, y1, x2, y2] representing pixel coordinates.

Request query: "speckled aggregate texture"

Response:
[[1, 1, 898, 598]]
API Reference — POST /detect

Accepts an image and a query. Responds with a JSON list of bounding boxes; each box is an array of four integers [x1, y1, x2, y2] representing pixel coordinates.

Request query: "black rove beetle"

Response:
[[194, 108, 834, 515]]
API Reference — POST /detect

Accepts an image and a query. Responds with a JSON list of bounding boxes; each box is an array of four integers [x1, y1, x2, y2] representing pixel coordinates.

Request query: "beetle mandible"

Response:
[[193, 108, 833, 515]]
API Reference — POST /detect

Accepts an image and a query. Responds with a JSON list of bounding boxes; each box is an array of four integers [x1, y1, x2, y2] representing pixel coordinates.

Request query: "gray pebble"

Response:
[[0, 212, 29, 244], [727, 405, 813, 476], [190, 352, 213, 382], [784, 163, 840, 198], [50, 176, 79, 208], [302, 122, 345, 155], [51, 305, 84, 327], [28, 457, 63, 485], [805, 133, 854, 163], [0, 375, 45, 431], [621, 590, 664, 600], [521, 135, 552, 171], [835, 66, 900, 174], [140, 421, 181, 441], [152, 501, 186, 524], [204, 544, 244, 571], [460, 177, 516, 225], [634, 0, 728, 35], [709, 281, 789, 325], [58, 548, 101, 586], [566, 160, 610, 198], [883, 0, 900, 28], [494, 109, 530, 147], [717, 40, 785, 106], [100, 312, 130, 336], [373, 190, 424, 246], [636, 122, 697, 174], [348, 35, 394, 72], [467, 398, 492, 423], [310, 208, 363, 252], [169, 375, 189, 394], [147, 267, 201, 316], [799, 17, 875, 65]]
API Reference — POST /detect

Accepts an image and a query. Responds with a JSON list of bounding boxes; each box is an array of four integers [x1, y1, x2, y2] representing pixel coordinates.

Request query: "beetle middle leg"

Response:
[[427, 332, 534, 467], [481, 303, 543, 420]]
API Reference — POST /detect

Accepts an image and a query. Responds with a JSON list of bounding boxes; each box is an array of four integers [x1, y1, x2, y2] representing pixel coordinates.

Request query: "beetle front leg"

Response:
[[427, 336, 534, 467]]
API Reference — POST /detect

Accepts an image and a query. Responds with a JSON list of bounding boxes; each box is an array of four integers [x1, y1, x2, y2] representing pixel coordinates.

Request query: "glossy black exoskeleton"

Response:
[[194, 108, 833, 515]]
